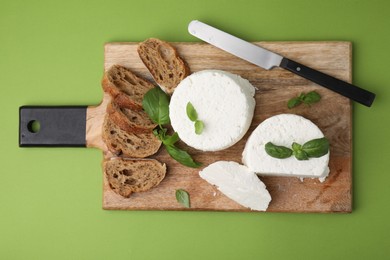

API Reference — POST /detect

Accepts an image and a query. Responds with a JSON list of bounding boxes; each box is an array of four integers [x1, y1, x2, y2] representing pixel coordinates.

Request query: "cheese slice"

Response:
[[199, 161, 271, 211], [242, 114, 330, 181], [169, 70, 255, 151]]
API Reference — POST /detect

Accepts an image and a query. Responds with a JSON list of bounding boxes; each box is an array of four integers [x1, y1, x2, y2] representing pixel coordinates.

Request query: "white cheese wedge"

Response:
[[199, 161, 271, 211], [169, 70, 255, 151], [242, 114, 330, 181]]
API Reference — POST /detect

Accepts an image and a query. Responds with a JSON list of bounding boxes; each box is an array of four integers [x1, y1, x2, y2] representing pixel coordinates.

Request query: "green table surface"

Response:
[[1, 0, 389, 259]]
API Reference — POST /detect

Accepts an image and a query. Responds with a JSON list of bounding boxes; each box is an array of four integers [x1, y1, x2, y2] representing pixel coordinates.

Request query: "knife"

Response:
[[188, 20, 375, 107]]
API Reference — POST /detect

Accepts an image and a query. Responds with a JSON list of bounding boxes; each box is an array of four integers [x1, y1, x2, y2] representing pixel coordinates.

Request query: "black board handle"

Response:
[[19, 106, 87, 147]]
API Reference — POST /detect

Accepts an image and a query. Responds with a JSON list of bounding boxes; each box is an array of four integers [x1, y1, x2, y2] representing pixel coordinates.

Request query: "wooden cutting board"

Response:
[[90, 41, 352, 213]]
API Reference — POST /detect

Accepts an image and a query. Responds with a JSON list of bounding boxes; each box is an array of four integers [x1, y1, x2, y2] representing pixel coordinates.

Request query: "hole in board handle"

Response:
[[27, 120, 40, 133]]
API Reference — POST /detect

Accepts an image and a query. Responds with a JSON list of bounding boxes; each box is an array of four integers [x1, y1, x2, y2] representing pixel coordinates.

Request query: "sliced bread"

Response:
[[137, 38, 190, 94], [104, 157, 166, 198], [106, 100, 157, 134], [102, 115, 162, 158], [102, 65, 155, 110]]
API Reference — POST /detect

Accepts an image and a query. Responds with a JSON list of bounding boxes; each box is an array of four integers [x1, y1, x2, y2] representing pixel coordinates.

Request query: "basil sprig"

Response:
[[143, 87, 201, 168], [186, 102, 204, 135], [288, 91, 321, 109], [176, 189, 190, 208], [265, 137, 329, 161], [163, 133, 201, 168]]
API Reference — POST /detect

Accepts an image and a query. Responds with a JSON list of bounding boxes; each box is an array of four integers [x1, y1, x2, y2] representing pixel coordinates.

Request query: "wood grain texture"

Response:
[[96, 42, 352, 212], [86, 93, 110, 151]]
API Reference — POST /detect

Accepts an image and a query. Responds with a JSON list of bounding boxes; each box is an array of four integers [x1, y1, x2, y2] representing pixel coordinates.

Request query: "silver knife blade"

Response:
[[188, 20, 283, 70]]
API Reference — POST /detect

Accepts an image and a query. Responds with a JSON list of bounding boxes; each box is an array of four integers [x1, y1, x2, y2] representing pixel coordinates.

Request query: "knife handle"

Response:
[[19, 106, 87, 147], [280, 58, 375, 107]]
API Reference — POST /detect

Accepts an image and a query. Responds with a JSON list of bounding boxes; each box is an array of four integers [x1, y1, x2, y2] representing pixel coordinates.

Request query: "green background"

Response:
[[1, 0, 389, 259]]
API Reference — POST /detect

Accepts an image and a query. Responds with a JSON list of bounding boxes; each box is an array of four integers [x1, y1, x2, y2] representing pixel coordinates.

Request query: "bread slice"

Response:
[[102, 115, 161, 158], [104, 157, 166, 198], [106, 100, 157, 134], [102, 65, 155, 110], [138, 38, 190, 94]]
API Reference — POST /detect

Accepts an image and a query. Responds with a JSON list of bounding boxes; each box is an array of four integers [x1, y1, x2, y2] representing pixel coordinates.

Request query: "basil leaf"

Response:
[[294, 149, 309, 160], [265, 137, 329, 160], [265, 142, 293, 159], [291, 142, 302, 152], [143, 90, 201, 168], [302, 91, 321, 105], [142, 87, 170, 125], [302, 137, 329, 158], [165, 144, 201, 168], [291, 142, 308, 160], [287, 91, 321, 108], [176, 189, 190, 208], [162, 132, 180, 146], [194, 120, 204, 135], [287, 97, 302, 109], [186, 102, 204, 134], [154, 128, 201, 167], [186, 102, 198, 122]]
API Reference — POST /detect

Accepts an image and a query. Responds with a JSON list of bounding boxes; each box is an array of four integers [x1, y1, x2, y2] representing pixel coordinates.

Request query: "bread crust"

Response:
[[102, 115, 161, 158], [101, 38, 192, 198], [106, 101, 157, 134], [138, 38, 190, 94], [102, 65, 155, 110], [104, 158, 167, 198]]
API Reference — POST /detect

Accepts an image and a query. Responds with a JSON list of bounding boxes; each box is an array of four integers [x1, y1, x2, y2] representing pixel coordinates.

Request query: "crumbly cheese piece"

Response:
[[242, 114, 330, 181], [199, 161, 271, 211], [169, 70, 255, 151]]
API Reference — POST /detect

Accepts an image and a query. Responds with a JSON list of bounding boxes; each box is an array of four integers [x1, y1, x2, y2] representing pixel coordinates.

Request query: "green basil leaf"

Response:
[[291, 142, 302, 152], [287, 97, 302, 109], [162, 132, 180, 146], [294, 149, 309, 160], [186, 102, 198, 122], [302, 137, 329, 158], [265, 142, 293, 159], [154, 128, 200, 167], [194, 120, 204, 135], [175, 189, 190, 208], [287, 91, 321, 108], [142, 87, 170, 125], [165, 144, 201, 168], [302, 91, 321, 105]]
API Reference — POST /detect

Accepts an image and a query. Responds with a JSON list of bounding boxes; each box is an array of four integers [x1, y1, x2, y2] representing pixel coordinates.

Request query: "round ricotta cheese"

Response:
[[242, 114, 330, 181], [169, 70, 256, 151]]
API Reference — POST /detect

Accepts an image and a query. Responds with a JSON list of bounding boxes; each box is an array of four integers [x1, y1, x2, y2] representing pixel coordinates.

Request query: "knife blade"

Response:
[[188, 20, 375, 107]]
